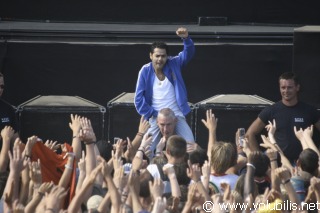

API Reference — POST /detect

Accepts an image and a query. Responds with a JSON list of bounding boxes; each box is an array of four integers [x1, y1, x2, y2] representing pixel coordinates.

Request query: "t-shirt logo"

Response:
[[295, 118, 304, 122], [1, 117, 10, 123]]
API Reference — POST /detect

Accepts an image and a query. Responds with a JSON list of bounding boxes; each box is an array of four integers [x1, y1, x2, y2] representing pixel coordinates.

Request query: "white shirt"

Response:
[[152, 76, 183, 117]]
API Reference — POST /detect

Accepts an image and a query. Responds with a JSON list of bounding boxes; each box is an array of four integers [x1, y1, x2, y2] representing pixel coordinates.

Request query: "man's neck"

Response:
[[167, 155, 184, 164], [282, 98, 298, 107]]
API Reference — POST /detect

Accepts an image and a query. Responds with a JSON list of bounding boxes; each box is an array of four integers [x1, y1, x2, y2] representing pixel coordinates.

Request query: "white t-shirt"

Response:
[[147, 164, 171, 194], [205, 174, 239, 193], [152, 77, 183, 117]]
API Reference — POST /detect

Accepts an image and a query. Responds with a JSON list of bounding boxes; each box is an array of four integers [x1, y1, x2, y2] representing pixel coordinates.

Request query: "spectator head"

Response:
[[87, 195, 103, 211], [210, 141, 237, 174], [166, 135, 187, 159], [188, 147, 208, 167], [253, 152, 270, 177], [298, 148, 319, 176], [157, 108, 177, 139]]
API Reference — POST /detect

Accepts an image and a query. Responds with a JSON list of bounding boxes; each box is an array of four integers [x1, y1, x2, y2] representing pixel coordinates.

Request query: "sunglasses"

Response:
[[0, 85, 4, 89]]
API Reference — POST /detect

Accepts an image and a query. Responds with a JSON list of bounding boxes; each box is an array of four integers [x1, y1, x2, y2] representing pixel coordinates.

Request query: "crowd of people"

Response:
[[0, 27, 320, 213]]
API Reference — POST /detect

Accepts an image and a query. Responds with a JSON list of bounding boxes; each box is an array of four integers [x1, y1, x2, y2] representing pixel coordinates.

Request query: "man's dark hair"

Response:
[[299, 148, 319, 176], [188, 147, 208, 167], [279, 72, 300, 85], [150, 41, 169, 54]]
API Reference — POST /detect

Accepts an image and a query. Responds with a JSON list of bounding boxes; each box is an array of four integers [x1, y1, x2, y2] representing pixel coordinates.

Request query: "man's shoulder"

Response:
[[141, 62, 152, 70], [260, 101, 282, 112], [0, 98, 15, 110]]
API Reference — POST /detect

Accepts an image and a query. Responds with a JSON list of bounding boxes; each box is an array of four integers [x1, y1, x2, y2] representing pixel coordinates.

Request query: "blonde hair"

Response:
[[210, 141, 237, 174]]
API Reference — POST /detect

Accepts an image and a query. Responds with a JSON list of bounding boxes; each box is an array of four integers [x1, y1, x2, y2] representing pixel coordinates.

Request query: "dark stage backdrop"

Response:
[[0, 41, 294, 141], [1, 0, 320, 25], [1, 42, 292, 108]]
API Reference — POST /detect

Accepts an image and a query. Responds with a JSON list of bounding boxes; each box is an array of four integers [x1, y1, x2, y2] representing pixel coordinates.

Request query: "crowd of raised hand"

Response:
[[1, 110, 320, 213]]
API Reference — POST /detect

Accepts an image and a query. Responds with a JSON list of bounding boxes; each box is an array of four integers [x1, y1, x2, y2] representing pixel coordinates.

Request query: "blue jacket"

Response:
[[134, 37, 195, 119]]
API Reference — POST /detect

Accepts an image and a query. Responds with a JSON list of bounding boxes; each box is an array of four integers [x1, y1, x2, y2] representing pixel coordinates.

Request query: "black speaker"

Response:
[[107, 92, 140, 143], [107, 92, 195, 143], [18, 95, 106, 143], [194, 94, 273, 149], [293, 26, 320, 108]]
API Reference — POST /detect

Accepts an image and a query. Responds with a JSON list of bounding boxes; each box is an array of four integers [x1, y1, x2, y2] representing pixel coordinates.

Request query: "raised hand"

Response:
[[149, 178, 164, 200], [69, 114, 82, 136], [201, 109, 217, 132], [1, 125, 14, 143], [187, 160, 201, 182], [44, 140, 60, 152], [79, 117, 96, 143], [24, 136, 38, 157], [29, 159, 42, 187], [265, 119, 276, 137], [138, 116, 150, 135], [176, 27, 189, 38]]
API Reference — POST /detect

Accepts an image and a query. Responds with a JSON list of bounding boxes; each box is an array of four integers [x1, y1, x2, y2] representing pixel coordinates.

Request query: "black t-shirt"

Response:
[[0, 98, 18, 150], [259, 101, 320, 163]]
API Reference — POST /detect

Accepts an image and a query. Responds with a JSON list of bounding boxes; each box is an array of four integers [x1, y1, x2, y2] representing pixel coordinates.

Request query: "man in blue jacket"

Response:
[[134, 27, 195, 157]]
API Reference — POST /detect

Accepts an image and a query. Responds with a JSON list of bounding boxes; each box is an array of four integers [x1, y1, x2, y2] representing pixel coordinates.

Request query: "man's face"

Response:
[[0, 77, 4, 97], [157, 114, 176, 139], [279, 79, 300, 102], [150, 48, 167, 71]]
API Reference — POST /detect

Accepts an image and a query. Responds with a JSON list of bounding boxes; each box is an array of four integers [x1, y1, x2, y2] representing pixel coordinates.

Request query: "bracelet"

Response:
[[282, 179, 291, 184], [137, 149, 145, 154], [246, 163, 256, 170], [72, 135, 78, 138], [65, 164, 73, 170], [137, 132, 144, 137], [38, 191, 45, 197], [270, 159, 277, 162]]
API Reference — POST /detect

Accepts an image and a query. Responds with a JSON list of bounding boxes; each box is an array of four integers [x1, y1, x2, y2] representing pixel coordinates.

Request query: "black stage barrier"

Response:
[[18, 95, 106, 143], [194, 94, 273, 149], [293, 26, 320, 109], [107, 92, 194, 143]]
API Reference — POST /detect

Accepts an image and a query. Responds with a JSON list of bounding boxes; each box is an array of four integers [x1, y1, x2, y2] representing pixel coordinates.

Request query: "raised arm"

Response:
[[69, 114, 83, 163], [0, 126, 14, 172], [246, 117, 266, 151], [176, 27, 195, 65], [3, 139, 28, 212], [201, 109, 217, 161]]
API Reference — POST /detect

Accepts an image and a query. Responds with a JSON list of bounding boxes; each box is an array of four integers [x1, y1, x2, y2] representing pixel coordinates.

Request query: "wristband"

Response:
[[137, 132, 144, 137], [72, 135, 78, 138], [65, 164, 73, 170], [282, 179, 291, 184], [38, 191, 45, 197], [246, 163, 256, 170], [270, 159, 277, 162], [137, 149, 145, 154]]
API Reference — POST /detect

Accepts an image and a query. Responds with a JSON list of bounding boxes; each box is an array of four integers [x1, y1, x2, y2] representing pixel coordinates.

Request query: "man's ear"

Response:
[[296, 158, 301, 167], [165, 148, 170, 157], [296, 84, 301, 92], [149, 52, 153, 60]]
